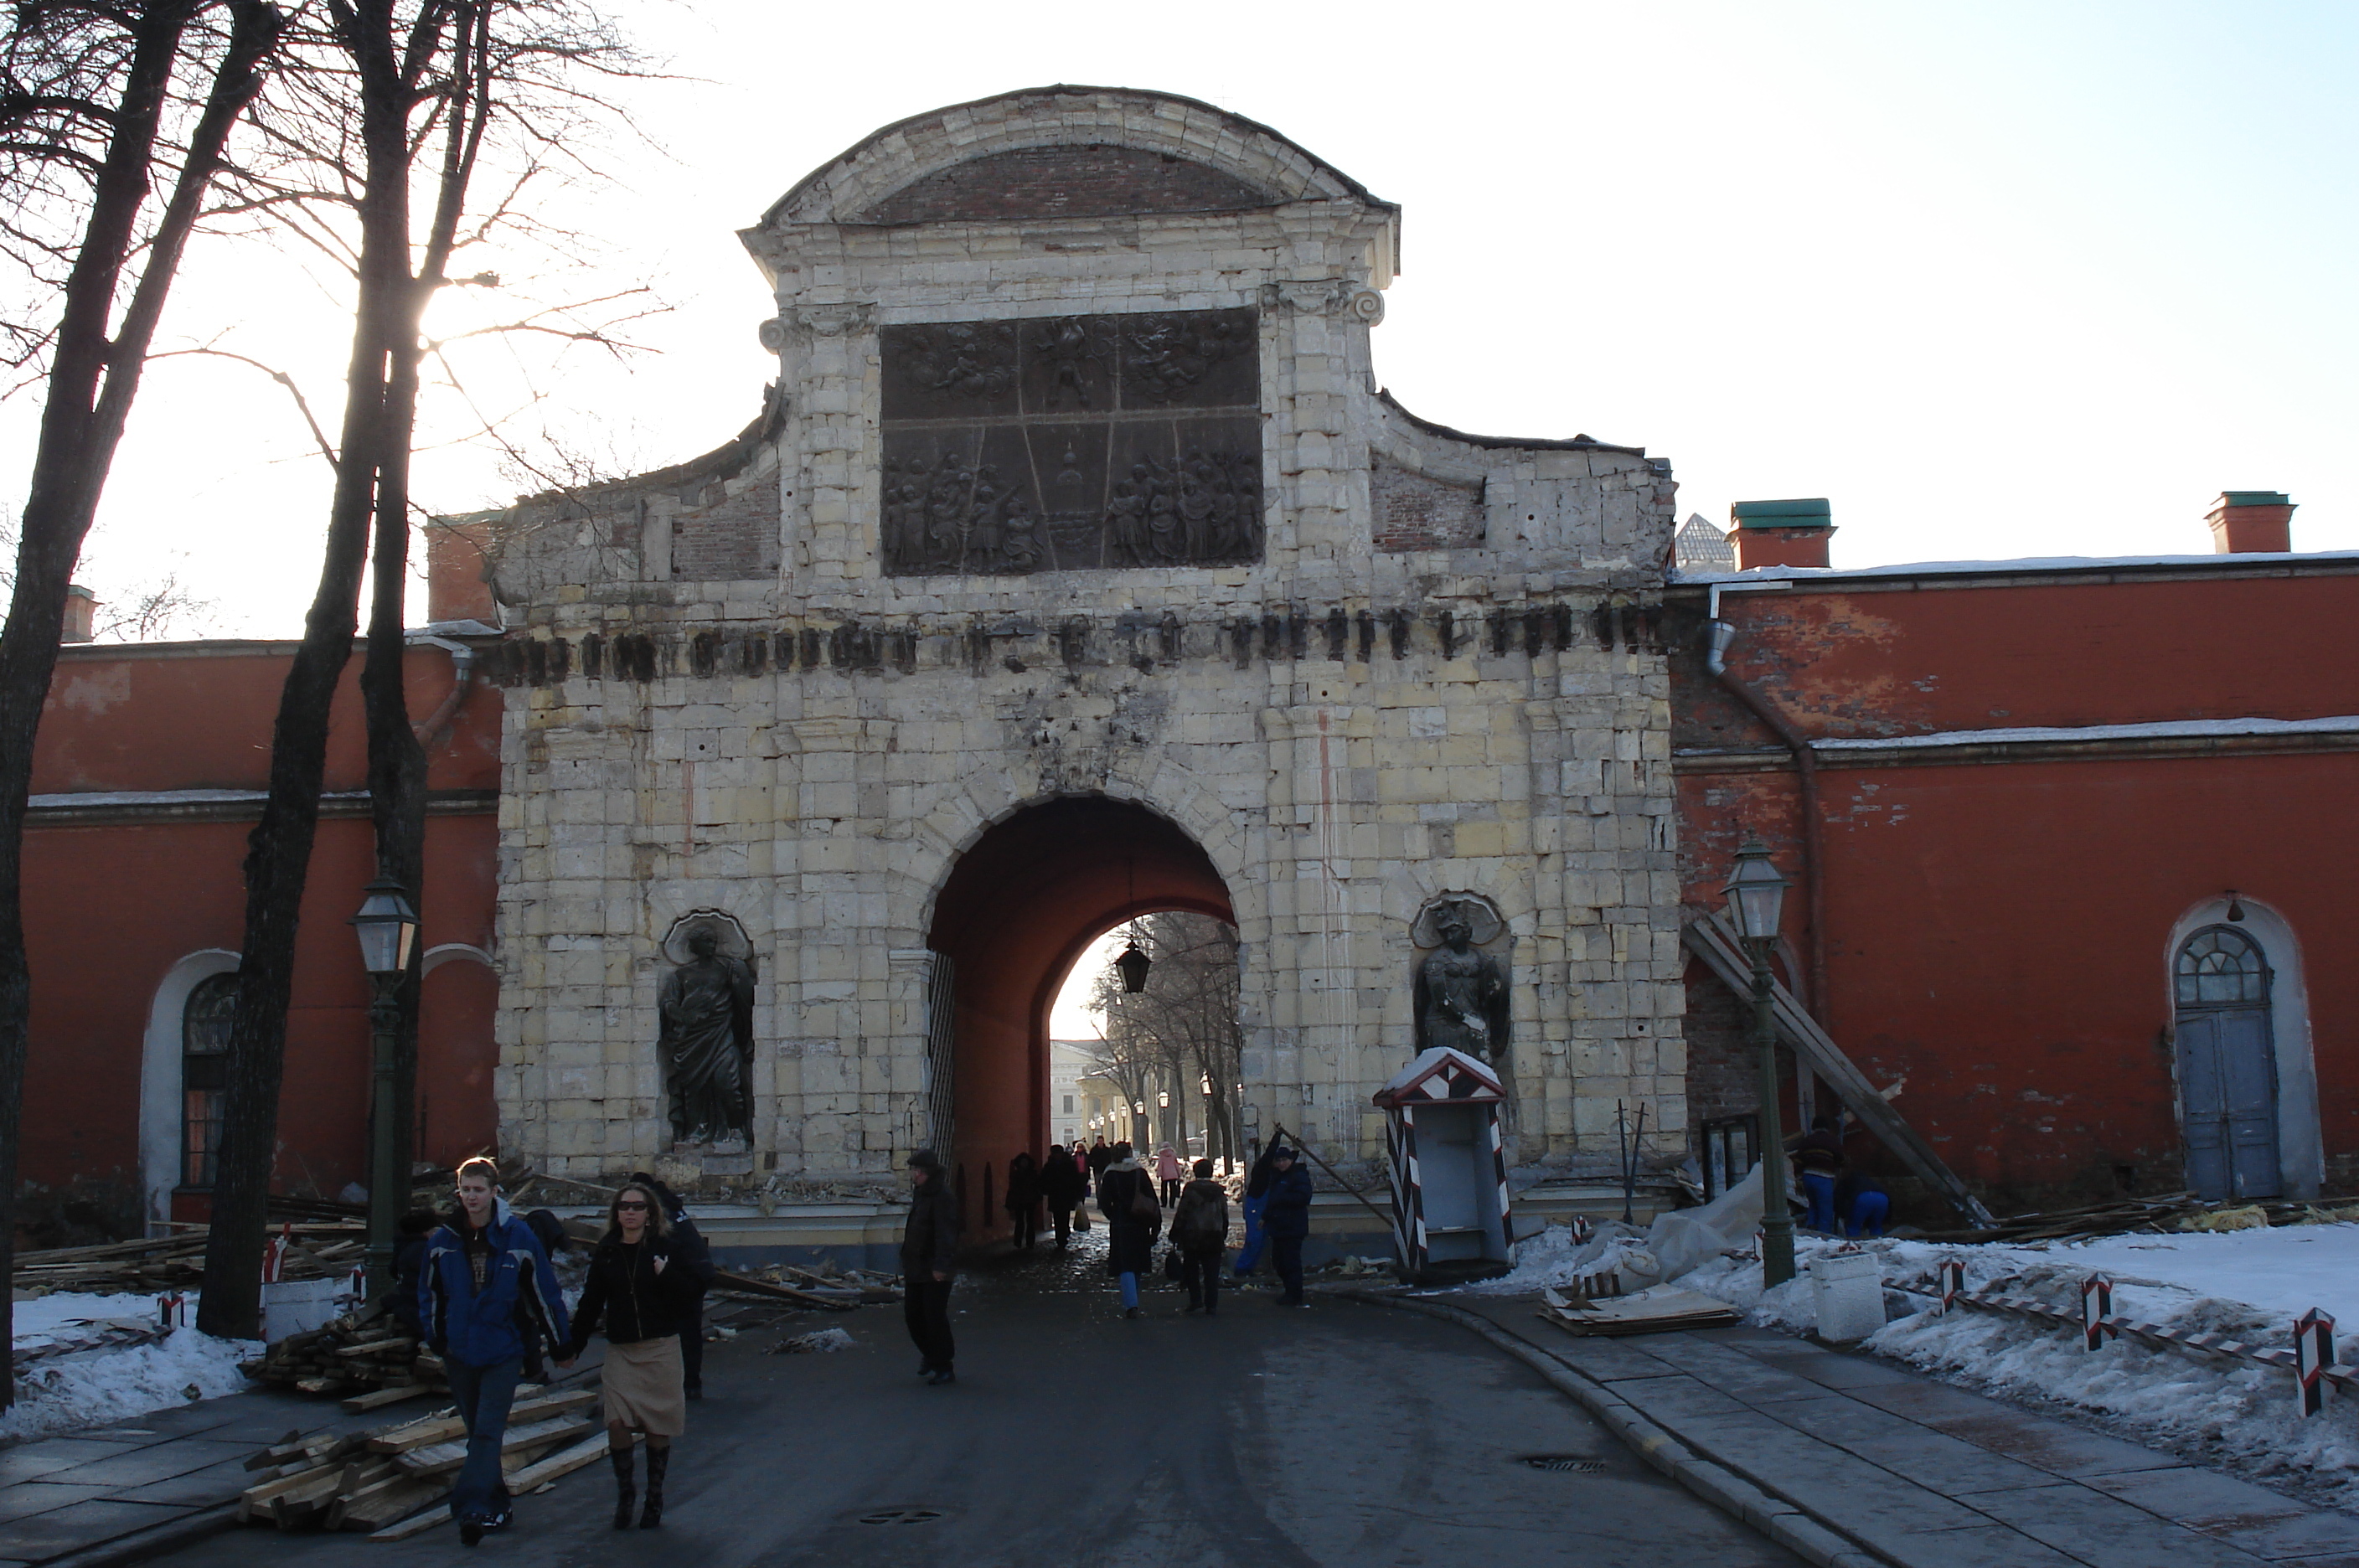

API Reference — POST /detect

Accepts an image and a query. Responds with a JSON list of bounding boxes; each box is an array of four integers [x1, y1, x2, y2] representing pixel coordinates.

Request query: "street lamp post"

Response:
[[350, 878, 419, 1298], [1723, 838, 1795, 1288]]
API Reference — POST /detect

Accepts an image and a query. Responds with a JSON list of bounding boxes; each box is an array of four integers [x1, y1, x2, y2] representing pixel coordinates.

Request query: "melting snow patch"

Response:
[[1670, 1228, 2359, 1511], [6, 1292, 258, 1442]]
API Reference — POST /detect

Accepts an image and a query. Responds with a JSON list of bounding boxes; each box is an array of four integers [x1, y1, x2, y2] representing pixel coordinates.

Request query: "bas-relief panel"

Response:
[[878, 308, 1263, 575]]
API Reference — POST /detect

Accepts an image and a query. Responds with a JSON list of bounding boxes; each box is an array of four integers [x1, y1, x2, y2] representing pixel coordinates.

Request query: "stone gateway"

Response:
[[468, 86, 1683, 1220]]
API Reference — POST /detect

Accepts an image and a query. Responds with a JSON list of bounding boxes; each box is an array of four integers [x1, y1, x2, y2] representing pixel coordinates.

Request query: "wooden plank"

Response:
[[394, 1414, 596, 1478], [364, 1388, 587, 1455], [711, 1270, 858, 1311], [1683, 913, 1997, 1227], [341, 1383, 433, 1414], [333, 1336, 417, 1359], [327, 1472, 443, 1531], [504, 1431, 609, 1491], [368, 1503, 452, 1541]]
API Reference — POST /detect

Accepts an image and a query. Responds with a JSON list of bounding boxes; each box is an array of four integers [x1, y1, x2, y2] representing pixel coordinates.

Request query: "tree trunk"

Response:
[[0, 0, 277, 1401], [198, 6, 412, 1338]]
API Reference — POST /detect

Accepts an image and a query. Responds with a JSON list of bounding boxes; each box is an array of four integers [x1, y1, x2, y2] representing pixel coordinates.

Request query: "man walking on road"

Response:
[[420, 1158, 570, 1545], [901, 1149, 960, 1385], [1262, 1146, 1314, 1308]]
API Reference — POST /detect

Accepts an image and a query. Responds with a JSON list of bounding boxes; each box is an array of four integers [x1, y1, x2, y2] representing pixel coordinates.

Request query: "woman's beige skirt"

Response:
[[600, 1335, 686, 1436]]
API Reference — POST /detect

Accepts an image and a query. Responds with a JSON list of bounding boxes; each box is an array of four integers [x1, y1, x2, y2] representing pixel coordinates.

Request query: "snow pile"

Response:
[[7, 1292, 258, 1442], [1462, 1166, 1764, 1297], [1669, 1225, 2359, 1509]]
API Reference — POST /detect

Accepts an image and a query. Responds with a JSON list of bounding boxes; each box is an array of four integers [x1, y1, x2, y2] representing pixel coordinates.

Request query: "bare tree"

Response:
[[197, 0, 647, 1338], [0, 0, 283, 1408], [92, 567, 219, 640], [1093, 913, 1244, 1165]]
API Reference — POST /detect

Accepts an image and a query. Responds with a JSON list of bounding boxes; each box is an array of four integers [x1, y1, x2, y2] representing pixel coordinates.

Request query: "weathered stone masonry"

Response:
[[474, 86, 1685, 1190]]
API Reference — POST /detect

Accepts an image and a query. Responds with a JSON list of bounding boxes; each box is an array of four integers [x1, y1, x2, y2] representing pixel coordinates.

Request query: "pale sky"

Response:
[[1048, 927, 1130, 1040], [9, 1, 2355, 637]]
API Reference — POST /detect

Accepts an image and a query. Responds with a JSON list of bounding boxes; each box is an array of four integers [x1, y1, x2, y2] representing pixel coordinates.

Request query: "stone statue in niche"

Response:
[[1412, 896, 1510, 1065], [658, 916, 756, 1145]]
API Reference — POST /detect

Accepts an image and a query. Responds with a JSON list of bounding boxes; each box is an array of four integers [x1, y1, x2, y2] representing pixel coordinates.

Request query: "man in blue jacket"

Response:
[[1262, 1146, 1314, 1308], [419, 1158, 570, 1545]]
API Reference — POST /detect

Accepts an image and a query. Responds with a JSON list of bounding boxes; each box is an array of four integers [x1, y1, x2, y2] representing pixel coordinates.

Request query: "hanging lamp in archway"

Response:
[[1116, 860, 1153, 992]]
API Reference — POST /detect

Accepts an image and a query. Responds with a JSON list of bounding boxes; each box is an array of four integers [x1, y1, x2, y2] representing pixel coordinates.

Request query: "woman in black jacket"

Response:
[[1094, 1143, 1160, 1318], [556, 1183, 701, 1529]]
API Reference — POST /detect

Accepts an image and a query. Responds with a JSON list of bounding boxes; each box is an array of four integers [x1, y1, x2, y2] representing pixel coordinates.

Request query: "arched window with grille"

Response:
[[181, 973, 235, 1189], [2172, 925, 2279, 1201]]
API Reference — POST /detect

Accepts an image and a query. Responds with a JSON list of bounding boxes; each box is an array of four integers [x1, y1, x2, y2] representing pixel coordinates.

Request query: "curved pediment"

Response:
[[851, 143, 1278, 226], [761, 84, 1389, 230]]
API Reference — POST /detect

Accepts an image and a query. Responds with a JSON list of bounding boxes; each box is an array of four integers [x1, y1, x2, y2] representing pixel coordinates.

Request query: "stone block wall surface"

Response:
[[481, 86, 1684, 1189]]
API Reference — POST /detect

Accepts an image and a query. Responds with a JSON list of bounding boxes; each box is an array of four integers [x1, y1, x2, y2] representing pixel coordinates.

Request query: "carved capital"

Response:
[[756, 317, 787, 353], [788, 302, 875, 338]]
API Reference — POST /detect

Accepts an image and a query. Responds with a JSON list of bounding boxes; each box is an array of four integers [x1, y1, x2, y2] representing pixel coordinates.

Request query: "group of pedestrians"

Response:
[[405, 1157, 715, 1546]]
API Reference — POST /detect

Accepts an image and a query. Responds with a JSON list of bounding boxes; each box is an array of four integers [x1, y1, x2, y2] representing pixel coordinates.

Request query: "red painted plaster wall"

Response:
[[18, 643, 502, 1240], [1673, 566, 2359, 1210]]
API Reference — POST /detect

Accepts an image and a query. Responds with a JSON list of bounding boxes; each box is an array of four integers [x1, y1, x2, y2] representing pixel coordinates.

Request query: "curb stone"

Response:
[[1332, 1287, 1887, 1568]]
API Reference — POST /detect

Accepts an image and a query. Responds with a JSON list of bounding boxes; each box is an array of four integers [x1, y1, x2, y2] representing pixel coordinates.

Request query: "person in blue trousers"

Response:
[[1792, 1115, 1845, 1234], [1839, 1172, 1892, 1238], [1261, 1146, 1314, 1307], [420, 1157, 570, 1547], [1231, 1142, 1278, 1281]]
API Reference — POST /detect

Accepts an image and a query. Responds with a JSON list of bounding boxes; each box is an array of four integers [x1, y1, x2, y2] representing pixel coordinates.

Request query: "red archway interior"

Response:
[[927, 797, 1233, 1236]]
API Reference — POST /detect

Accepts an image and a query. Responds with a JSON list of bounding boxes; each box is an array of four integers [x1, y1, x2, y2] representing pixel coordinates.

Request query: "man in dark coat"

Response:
[[901, 1148, 960, 1385], [1261, 1146, 1314, 1307], [1094, 1142, 1159, 1318], [1004, 1152, 1042, 1251], [1170, 1159, 1230, 1316], [1039, 1145, 1087, 1249]]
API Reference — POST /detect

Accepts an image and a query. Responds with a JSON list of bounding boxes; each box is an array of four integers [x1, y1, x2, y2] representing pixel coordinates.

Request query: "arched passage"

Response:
[[928, 797, 1233, 1236]]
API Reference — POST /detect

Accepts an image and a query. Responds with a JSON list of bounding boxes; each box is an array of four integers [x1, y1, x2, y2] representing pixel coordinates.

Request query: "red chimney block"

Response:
[[60, 584, 95, 643], [425, 517, 498, 624], [1731, 498, 1834, 570], [2207, 492, 2294, 554]]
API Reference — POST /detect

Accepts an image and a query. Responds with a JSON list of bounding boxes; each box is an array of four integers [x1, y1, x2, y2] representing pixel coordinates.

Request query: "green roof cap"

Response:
[[1731, 498, 1832, 528], [2217, 491, 2292, 508]]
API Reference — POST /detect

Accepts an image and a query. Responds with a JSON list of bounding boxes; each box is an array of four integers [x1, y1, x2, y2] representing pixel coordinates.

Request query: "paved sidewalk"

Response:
[[0, 1384, 390, 1567], [1404, 1292, 2359, 1568]]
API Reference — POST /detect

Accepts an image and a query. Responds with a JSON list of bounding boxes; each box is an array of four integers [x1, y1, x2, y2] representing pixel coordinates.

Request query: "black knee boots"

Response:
[[639, 1444, 668, 1528], [609, 1444, 635, 1529]]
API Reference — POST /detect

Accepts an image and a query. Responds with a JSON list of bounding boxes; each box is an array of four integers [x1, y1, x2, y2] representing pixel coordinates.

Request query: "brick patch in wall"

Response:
[[854, 144, 1277, 225], [671, 478, 780, 581], [1372, 460, 1485, 551]]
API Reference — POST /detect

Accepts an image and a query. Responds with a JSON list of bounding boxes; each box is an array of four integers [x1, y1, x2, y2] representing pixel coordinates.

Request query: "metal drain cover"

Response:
[[1521, 1455, 1607, 1473], [858, 1507, 945, 1525]]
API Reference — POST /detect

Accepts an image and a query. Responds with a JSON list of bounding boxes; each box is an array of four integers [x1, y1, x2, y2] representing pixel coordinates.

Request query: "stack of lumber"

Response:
[[244, 1303, 441, 1401], [1919, 1191, 2202, 1245], [11, 1222, 368, 1296], [235, 1388, 607, 1533], [11, 1232, 209, 1294]]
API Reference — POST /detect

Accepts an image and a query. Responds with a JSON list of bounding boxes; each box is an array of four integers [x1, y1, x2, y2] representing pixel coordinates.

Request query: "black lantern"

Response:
[[1116, 940, 1152, 993], [1722, 837, 1788, 946], [350, 878, 420, 979]]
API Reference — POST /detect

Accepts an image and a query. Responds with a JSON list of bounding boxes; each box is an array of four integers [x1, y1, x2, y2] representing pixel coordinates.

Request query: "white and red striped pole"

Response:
[[2081, 1276, 2114, 1351], [2295, 1309, 2336, 1418], [1937, 1259, 1964, 1315]]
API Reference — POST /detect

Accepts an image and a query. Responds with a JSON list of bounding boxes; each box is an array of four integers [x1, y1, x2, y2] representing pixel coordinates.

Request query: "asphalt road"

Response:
[[153, 1233, 1797, 1567]]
